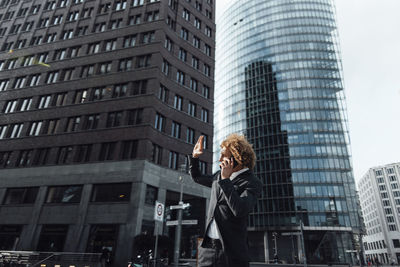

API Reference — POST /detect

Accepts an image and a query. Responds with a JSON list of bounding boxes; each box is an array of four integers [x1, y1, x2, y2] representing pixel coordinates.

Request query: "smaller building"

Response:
[[358, 162, 400, 264]]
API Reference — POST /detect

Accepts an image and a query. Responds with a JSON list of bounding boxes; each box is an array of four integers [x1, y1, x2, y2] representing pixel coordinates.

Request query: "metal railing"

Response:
[[0, 250, 102, 267]]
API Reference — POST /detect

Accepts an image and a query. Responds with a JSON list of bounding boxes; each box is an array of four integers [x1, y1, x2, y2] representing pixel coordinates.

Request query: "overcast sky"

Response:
[[215, 0, 400, 183]]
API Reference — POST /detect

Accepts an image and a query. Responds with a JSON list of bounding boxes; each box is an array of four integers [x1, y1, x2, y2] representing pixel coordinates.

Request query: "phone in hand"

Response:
[[231, 157, 238, 168]]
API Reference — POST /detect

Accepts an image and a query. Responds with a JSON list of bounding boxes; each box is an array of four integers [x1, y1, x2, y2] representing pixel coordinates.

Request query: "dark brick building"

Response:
[[0, 0, 215, 265]]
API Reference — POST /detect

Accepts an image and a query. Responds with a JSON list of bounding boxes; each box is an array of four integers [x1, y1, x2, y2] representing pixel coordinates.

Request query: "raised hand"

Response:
[[192, 135, 204, 158]]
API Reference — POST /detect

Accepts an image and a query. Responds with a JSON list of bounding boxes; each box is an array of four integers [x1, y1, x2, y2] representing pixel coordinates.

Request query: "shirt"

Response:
[[207, 167, 249, 239]]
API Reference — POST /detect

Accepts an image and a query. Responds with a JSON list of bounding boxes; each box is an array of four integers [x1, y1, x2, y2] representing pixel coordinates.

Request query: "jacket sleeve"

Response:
[[187, 155, 214, 188], [218, 175, 262, 217]]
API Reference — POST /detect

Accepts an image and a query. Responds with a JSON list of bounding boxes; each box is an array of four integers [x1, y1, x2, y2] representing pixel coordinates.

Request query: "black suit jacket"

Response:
[[188, 156, 262, 261]]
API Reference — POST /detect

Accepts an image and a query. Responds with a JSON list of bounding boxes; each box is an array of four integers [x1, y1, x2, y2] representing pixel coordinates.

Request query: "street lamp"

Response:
[[173, 164, 186, 267], [272, 232, 278, 263]]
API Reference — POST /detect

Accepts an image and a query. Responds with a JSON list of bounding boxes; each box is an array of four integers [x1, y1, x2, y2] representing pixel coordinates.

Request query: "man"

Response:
[[188, 134, 262, 267]]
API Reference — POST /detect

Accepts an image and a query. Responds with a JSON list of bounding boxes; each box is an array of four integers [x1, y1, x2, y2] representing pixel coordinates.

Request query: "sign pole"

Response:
[[154, 222, 159, 267], [154, 201, 164, 267], [173, 176, 184, 267]]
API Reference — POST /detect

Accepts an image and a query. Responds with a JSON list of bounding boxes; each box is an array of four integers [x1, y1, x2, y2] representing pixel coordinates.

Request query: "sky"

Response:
[[215, 0, 400, 183]]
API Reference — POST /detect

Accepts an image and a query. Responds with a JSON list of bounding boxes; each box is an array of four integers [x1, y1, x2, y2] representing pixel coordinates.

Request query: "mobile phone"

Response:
[[231, 157, 238, 168]]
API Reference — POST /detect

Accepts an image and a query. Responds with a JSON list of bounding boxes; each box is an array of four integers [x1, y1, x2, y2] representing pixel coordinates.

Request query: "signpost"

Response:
[[154, 201, 165, 222], [153, 201, 164, 267], [166, 219, 198, 226], [282, 232, 302, 236]]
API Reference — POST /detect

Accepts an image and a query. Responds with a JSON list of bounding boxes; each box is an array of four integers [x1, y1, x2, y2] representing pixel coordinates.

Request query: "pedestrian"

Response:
[[100, 247, 111, 267], [189, 134, 262, 267]]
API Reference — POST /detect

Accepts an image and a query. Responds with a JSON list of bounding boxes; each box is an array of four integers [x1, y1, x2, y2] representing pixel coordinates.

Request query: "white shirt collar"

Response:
[[230, 167, 249, 181]]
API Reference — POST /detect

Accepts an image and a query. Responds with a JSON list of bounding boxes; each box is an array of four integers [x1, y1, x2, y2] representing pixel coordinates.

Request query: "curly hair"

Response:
[[220, 133, 256, 169]]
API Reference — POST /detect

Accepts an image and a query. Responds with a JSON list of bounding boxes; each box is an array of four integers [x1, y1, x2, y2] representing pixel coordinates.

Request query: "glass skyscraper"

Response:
[[215, 0, 362, 264]]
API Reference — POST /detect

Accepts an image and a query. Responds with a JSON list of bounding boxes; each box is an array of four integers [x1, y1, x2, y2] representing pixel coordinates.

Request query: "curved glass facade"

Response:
[[215, 0, 361, 264]]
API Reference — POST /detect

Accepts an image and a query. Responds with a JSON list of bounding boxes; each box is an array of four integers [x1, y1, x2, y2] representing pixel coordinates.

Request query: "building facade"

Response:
[[215, 0, 361, 264], [0, 0, 215, 265], [358, 163, 400, 265]]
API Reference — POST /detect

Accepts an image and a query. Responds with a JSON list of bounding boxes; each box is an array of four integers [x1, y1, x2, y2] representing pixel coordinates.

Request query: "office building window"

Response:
[[194, 17, 201, 29], [132, 80, 147, 95], [164, 37, 173, 51], [158, 85, 169, 103], [114, 0, 127, 11], [155, 113, 165, 132], [44, 119, 60, 134], [121, 140, 138, 160], [174, 95, 183, 110], [123, 35, 137, 47], [190, 78, 198, 91], [168, 151, 179, 170], [98, 142, 116, 161], [202, 85, 210, 99], [128, 15, 141, 25], [180, 28, 189, 41], [204, 64, 211, 76], [132, 0, 144, 7], [28, 121, 43, 136], [186, 128, 195, 144], [65, 116, 81, 132], [0, 151, 12, 168], [202, 134, 208, 149], [46, 185, 83, 203], [74, 144, 92, 162], [52, 92, 68, 106], [3, 187, 38, 205], [136, 54, 151, 68], [162, 60, 170, 75], [204, 44, 211, 56], [112, 83, 127, 98], [91, 87, 107, 101], [152, 144, 162, 164], [145, 185, 158, 205], [201, 108, 209, 122], [91, 183, 131, 202], [127, 109, 143, 125], [75, 116, 92, 135], [0, 79, 9, 91], [80, 65, 95, 77], [74, 89, 88, 104], [32, 148, 51, 166], [57, 146, 73, 164], [192, 56, 199, 69], [3, 100, 18, 113], [142, 31, 155, 43], [171, 121, 181, 139], [16, 150, 33, 167], [188, 102, 196, 117], [106, 111, 123, 128], [118, 58, 133, 71], [176, 70, 185, 85], [104, 39, 117, 51], [8, 123, 24, 138], [205, 26, 212, 37], [179, 48, 187, 61], [98, 62, 112, 74], [37, 225, 68, 251], [182, 9, 190, 21], [83, 114, 99, 130], [13, 76, 27, 89], [145, 11, 159, 22]]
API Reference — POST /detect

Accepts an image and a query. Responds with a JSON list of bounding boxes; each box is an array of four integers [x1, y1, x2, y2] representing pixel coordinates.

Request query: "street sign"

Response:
[[170, 203, 190, 210], [345, 250, 357, 253], [166, 219, 198, 226], [281, 232, 302, 236], [154, 201, 165, 222]]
